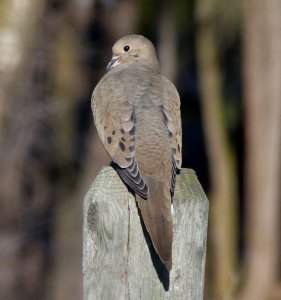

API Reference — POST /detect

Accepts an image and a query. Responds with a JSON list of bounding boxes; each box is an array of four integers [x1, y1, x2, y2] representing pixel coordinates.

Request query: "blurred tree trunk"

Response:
[[158, 0, 177, 83], [13, 1, 69, 299], [107, 0, 139, 40], [0, 0, 45, 225], [239, 0, 281, 299], [196, 1, 238, 298], [0, 1, 49, 299]]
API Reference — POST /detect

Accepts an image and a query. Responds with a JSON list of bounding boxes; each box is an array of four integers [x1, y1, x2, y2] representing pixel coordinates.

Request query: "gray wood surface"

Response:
[[83, 166, 208, 300]]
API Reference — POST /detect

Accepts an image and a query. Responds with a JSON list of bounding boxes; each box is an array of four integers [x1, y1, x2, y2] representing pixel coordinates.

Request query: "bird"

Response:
[[91, 35, 182, 271]]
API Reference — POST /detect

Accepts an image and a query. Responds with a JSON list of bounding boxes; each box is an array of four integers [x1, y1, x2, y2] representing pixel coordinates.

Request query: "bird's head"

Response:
[[106, 35, 159, 71]]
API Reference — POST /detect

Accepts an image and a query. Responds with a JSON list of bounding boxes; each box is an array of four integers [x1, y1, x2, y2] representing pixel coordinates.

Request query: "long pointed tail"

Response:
[[136, 177, 173, 271]]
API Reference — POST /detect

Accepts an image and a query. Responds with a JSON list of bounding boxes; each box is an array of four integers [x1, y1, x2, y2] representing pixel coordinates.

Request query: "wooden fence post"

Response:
[[83, 166, 209, 300]]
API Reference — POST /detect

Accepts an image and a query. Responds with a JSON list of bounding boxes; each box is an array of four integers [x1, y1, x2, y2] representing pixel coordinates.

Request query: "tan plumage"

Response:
[[91, 35, 182, 271]]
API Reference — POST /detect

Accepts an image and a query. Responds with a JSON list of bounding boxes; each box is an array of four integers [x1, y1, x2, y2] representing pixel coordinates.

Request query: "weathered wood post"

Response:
[[83, 166, 209, 300]]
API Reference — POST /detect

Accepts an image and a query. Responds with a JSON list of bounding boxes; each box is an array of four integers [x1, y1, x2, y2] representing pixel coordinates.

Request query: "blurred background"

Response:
[[0, 0, 280, 299]]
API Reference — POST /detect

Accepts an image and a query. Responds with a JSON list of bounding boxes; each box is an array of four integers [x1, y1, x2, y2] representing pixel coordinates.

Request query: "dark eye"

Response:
[[123, 45, 130, 52]]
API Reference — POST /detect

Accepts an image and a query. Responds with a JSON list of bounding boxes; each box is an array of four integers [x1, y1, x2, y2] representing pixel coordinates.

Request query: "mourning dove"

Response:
[[91, 35, 182, 271]]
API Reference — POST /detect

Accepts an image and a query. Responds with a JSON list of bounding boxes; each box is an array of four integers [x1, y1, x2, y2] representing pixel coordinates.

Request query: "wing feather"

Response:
[[162, 79, 182, 167], [161, 77, 182, 195]]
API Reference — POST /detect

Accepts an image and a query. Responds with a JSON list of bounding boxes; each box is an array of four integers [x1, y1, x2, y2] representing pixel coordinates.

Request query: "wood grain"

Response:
[[83, 166, 208, 300]]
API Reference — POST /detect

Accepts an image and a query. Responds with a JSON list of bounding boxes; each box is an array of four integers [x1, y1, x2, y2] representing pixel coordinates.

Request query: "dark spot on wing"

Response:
[[129, 126, 135, 135], [119, 142, 125, 151], [129, 145, 135, 152]]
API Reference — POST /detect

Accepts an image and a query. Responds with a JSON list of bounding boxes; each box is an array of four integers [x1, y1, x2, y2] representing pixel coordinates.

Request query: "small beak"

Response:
[[106, 55, 120, 71]]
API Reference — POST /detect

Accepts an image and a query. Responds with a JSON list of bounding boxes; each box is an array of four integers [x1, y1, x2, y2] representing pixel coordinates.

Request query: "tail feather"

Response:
[[136, 177, 173, 271]]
